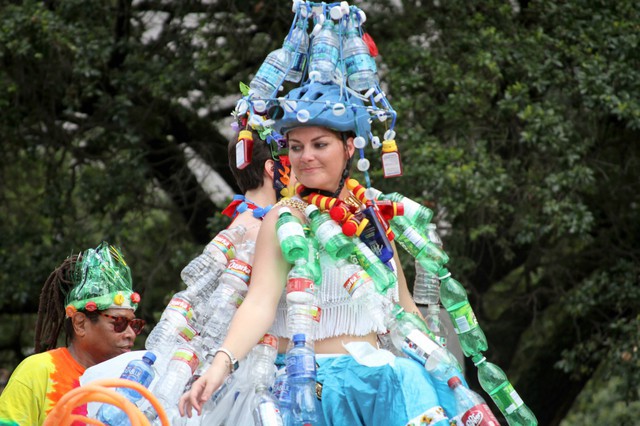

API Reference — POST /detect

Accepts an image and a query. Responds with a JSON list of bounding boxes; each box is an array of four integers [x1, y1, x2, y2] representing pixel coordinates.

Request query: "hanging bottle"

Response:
[[276, 206, 309, 264], [365, 187, 434, 231], [342, 21, 378, 92], [250, 46, 293, 100], [305, 204, 354, 260], [284, 19, 309, 83], [448, 376, 500, 426], [308, 19, 340, 83], [381, 139, 403, 178]]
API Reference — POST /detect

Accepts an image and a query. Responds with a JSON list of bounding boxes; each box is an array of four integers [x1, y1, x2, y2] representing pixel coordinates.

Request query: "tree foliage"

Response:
[[1, 0, 638, 424]]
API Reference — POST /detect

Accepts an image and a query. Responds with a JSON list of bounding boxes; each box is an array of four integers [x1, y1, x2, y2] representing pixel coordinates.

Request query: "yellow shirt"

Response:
[[0, 348, 86, 426]]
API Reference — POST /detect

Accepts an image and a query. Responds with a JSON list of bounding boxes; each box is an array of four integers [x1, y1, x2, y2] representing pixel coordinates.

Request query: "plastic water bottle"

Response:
[[342, 22, 378, 91], [151, 339, 202, 419], [308, 20, 340, 83], [250, 46, 293, 99], [286, 259, 320, 342], [448, 376, 500, 426], [353, 238, 396, 293], [439, 268, 488, 358], [413, 261, 440, 306], [366, 187, 433, 231], [251, 334, 283, 425], [284, 19, 309, 83], [277, 207, 309, 264], [472, 355, 538, 426], [389, 216, 448, 272], [305, 204, 354, 260], [180, 226, 246, 286], [272, 370, 292, 425], [199, 241, 256, 352], [286, 334, 321, 425], [304, 223, 322, 285], [97, 352, 157, 426], [340, 259, 389, 331]]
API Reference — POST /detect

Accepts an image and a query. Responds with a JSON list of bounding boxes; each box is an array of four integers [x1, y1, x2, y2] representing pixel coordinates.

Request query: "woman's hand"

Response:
[[178, 354, 230, 417]]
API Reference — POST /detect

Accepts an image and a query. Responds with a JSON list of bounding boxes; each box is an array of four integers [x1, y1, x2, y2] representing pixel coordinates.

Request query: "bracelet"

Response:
[[214, 347, 239, 373]]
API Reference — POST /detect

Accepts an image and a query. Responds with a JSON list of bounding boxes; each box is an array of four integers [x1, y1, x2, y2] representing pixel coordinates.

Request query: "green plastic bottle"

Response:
[[366, 187, 434, 231], [304, 204, 354, 260], [389, 216, 448, 272], [276, 207, 309, 264], [438, 268, 488, 358], [353, 238, 397, 293], [303, 224, 322, 285], [473, 355, 538, 426]]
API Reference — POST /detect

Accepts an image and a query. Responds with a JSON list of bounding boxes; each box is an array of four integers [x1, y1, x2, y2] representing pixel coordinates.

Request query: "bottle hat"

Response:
[[64, 242, 140, 316]]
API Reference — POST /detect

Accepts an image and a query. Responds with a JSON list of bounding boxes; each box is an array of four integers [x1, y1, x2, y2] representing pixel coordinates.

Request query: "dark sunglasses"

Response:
[[98, 312, 146, 335]]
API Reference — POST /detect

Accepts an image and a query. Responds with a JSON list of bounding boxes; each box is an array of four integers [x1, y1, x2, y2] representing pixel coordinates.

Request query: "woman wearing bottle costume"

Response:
[[180, 82, 462, 425]]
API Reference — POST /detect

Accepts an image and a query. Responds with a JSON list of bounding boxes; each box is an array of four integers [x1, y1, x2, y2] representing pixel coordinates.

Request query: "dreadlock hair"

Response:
[[228, 128, 273, 193], [33, 254, 99, 353]]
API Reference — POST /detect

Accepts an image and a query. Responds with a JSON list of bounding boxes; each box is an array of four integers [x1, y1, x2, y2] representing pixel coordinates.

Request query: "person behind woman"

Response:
[[180, 82, 460, 425], [0, 242, 145, 426]]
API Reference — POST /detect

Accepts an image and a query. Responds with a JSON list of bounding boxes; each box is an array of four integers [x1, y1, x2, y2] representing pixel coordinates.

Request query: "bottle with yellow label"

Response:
[[381, 139, 403, 178]]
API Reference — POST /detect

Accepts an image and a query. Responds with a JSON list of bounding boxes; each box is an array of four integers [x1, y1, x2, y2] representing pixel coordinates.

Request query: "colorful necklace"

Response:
[[221, 194, 272, 220]]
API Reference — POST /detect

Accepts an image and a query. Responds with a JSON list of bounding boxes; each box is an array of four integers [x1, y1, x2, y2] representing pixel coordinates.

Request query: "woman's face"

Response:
[[287, 126, 354, 193]]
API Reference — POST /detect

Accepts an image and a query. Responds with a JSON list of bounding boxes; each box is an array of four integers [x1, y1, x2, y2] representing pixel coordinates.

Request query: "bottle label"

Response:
[[259, 334, 279, 349], [286, 353, 316, 379], [287, 277, 315, 296], [342, 269, 373, 299], [224, 259, 252, 284], [406, 405, 448, 426], [291, 52, 307, 74], [450, 302, 479, 334], [315, 220, 342, 246], [255, 61, 286, 91], [210, 234, 236, 261], [382, 151, 403, 177], [345, 53, 374, 76], [402, 329, 441, 364], [401, 227, 427, 252], [167, 297, 194, 321], [178, 323, 198, 341], [254, 400, 284, 425], [277, 221, 305, 241], [490, 382, 524, 414], [311, 42, 339, 68], [171, 349, 200, 374], [121, 364, 152, 387], [460, 403, 500, 426], [236, 137, 253, 169]]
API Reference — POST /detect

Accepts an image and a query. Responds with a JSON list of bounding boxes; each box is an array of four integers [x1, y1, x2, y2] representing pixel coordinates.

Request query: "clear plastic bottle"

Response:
[[286, 258, 320, 345], [251, 334, 283, 425], [284, 19, 309, 83], [389, 216, 448, 272], [413, 261, 440, 306], [250, 47, 293, 99], [448, 376, 500, 426], [342, 22, 378, 92], [472, 355, 538, 426], [308, 19, 340, 83], [180, 225, 246, 286], [97, 352, 157, 426], [272, 370, 292, 425], [340, 258, 390, 331], [277, 207, 309, 264], [353, 238, 396, 293], [199, 241, 256, 352], [439, 268, 488, 358], [305, 204, 354, 260], [286, 334, 321, 425]]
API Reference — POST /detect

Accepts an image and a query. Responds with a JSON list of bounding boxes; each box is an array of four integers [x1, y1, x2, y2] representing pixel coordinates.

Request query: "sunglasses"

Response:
[[98, 312, 146, 335]]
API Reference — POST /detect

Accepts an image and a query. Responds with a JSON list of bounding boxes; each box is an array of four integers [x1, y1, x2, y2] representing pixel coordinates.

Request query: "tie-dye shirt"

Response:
[[0, 347, 86, 426]]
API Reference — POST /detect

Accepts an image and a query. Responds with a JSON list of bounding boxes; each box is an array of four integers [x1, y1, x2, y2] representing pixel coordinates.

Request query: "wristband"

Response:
[[215, 347, 239, 373]]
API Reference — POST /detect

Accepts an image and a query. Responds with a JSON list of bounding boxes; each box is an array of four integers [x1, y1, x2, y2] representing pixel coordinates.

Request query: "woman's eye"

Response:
[[290, 145, 302, 152], [315, 143, 327, 149]]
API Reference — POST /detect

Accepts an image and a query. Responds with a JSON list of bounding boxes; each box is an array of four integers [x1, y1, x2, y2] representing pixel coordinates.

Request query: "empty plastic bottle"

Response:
[[340, 258, 390, 331], [353, 238, 396, 293], [304, 224, 322, 285], [472, 355, 538, 426], [277, 207, 309, 264], [97, 352, 157, 426], [286, 334, 321, 425], [366, 187, 434, 231], [181, 225, 246, 286], [439, 268, 488, 358], [308, 20, 340, 83], [305, 204, 354, 260], [448, 376, 500, 426], [284, 19, 309, 83], [342, 22, 378, 91], [252, 334, 283, 425], [250, 46, 293, 99], [390, 216, 448, 273], [272, 370, 292, 426]]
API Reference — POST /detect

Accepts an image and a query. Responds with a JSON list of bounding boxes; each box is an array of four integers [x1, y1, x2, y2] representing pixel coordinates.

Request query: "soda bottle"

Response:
[[97, 352, 157, 426], [277, 206, 309, 264], [389, 216, 448, 272], [353, 238, 397, 293], [472, 355, 538, 426], [448, 376, 500, 426], [304, 224, 322, 285], [286, 334, 321, 425], [439, 268, 488, 358], [308, 19, 340, 83], [342, 21, 378, 92], [365, 187, 433, 231], [180, 225, 246, 286], [305, 204, 354, 260], [340, 259, 390, 331], [250, 47, 293, 99], [284, 19, 309, 83]]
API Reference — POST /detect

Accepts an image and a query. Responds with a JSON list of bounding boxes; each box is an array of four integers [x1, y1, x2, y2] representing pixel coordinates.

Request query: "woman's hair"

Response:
[[34, 255, 99, 353], [227, 129, 273, 193]]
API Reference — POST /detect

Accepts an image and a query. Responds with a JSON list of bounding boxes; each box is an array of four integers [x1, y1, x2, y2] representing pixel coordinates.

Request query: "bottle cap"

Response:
[[278, 206, 292, 216], [304, 204, 319, 217], [381, 140, 397, 153], [293, 333, 307, 344], [353, 136, 366, 149], [357, 158, 370, 171], [472, 355, 486, 366], [364, 187, 382, 200], [143, 351, 157, 364], [447, 376, 462, 389], [238, 130, 253, 141]]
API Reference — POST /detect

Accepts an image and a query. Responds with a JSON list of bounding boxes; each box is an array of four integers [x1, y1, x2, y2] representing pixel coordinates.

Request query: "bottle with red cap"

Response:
[[448, 376, 500, 426]]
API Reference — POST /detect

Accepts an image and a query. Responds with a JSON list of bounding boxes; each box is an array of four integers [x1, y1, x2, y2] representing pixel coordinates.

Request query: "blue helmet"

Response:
[[273, 82, 371, 137]]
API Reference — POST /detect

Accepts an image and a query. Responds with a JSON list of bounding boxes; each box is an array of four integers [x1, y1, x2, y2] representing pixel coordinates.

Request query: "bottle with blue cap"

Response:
[[97, 351, 157, 426], [286, 333, 321, 425]]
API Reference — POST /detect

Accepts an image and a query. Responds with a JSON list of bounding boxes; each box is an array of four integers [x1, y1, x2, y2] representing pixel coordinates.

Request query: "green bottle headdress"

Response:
[[64, 242, 140, 316]]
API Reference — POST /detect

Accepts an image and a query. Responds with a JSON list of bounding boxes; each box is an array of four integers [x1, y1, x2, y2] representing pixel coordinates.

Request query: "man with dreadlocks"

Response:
[[0, 242, 144, 426]]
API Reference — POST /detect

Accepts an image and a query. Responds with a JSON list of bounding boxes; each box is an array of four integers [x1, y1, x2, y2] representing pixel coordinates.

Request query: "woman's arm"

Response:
[[179, 209, 289, 416]]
